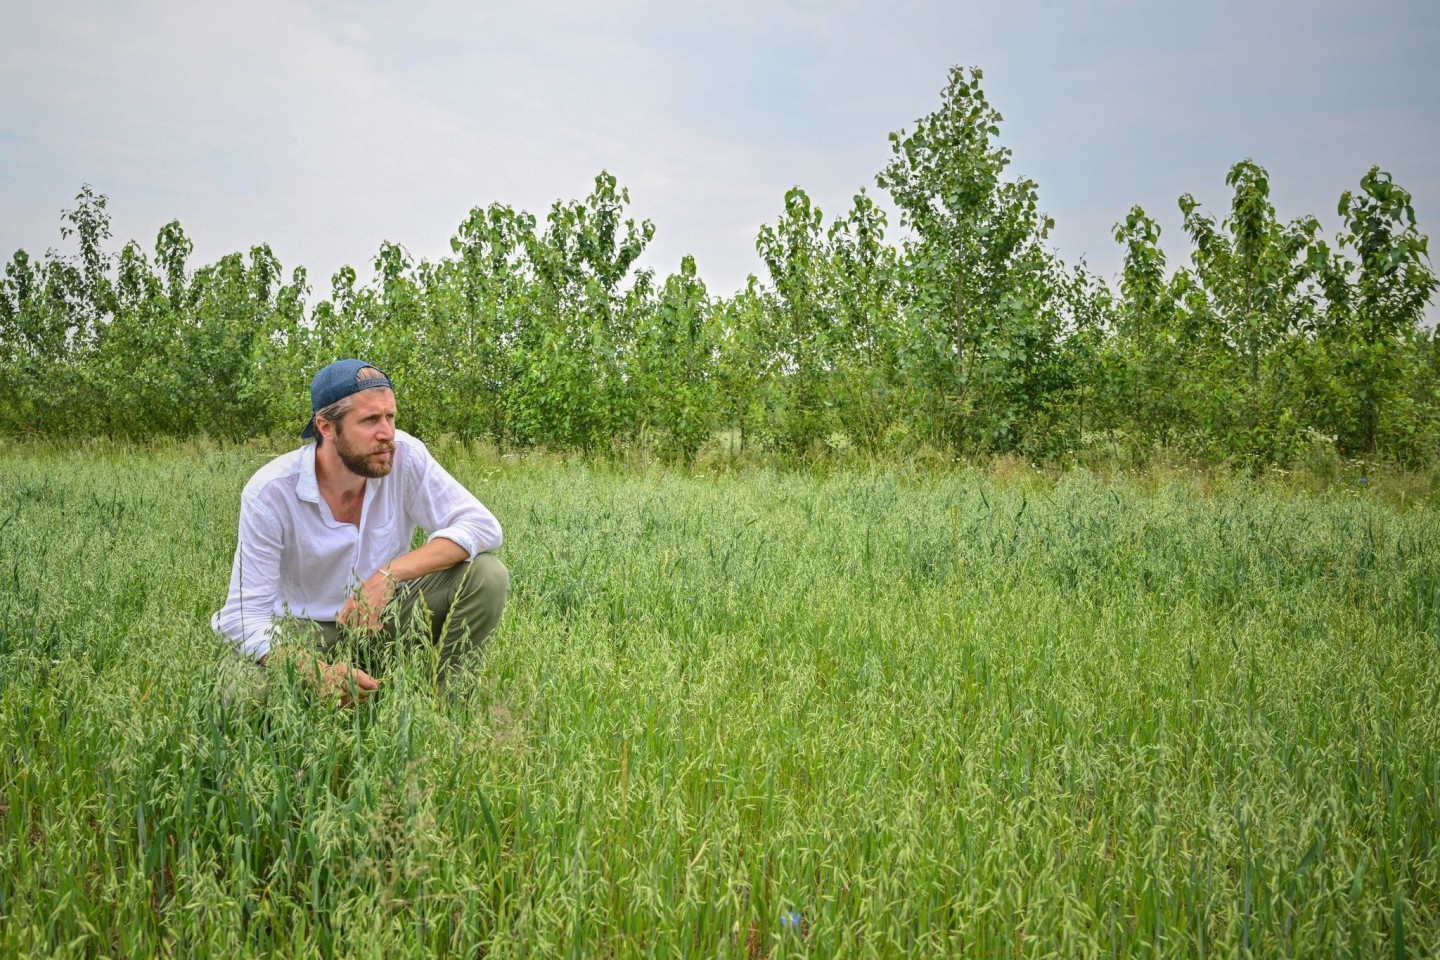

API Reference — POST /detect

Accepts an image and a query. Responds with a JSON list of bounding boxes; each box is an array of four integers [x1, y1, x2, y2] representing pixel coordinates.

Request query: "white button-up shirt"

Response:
[[211, 430, 502, 660]]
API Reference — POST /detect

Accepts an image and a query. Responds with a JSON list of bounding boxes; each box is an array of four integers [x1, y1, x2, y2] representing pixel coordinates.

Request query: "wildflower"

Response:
[[1359, 477, 1369, 484], [781, 911, 802, 928]]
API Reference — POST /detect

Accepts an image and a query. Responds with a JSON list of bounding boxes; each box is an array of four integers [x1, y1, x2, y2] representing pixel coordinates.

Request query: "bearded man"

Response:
[[212, 360, 508, 701]]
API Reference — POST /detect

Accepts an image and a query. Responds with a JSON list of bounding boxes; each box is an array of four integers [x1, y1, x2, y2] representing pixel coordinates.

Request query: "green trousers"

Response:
[[308, 553, 510, 682]]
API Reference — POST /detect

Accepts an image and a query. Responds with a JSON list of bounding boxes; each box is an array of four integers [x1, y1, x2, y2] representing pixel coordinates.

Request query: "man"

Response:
[[213, 359, 508, 701]]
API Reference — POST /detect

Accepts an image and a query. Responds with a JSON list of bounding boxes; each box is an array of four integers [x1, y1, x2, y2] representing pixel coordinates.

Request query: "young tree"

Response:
[[1318, 168, 1438, 456], [633, 255, 715, 463], [522, 172, 654, 452], [1104, 205, 1193, 450], [826, 190, 901, 454], [0, 249, 51, 435], [755, 186, 836, 454], [877, 65, 1064, 452], [710, 279, 770, 454], [434, 203, 538, 445], [1176, 161, 1318, 460]]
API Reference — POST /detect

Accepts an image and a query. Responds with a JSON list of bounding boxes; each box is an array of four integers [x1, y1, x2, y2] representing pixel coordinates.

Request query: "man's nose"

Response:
[[377, 420, 396, 440]]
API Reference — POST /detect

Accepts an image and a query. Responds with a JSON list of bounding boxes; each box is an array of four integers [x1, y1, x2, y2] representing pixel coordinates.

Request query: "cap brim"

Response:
[[301, 417, 316, 439]]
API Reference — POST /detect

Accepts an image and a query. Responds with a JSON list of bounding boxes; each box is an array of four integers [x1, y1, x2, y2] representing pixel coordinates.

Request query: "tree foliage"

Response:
[[2, 69, 1435, 466]]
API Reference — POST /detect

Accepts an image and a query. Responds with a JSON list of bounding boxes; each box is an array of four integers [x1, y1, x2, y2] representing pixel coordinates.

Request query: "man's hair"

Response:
[[314, 366, 388, 448]]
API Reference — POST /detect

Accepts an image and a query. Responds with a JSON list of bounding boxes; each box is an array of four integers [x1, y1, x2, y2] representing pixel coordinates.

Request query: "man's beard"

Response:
[[335, 429, 395, 478]]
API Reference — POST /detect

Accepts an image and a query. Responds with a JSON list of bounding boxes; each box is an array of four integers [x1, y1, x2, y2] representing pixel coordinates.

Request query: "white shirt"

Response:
[[211, 430, 502, 660]]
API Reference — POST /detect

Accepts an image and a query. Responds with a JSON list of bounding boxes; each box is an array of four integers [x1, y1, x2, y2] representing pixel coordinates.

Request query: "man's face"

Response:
[[332, 388, 397, 478]]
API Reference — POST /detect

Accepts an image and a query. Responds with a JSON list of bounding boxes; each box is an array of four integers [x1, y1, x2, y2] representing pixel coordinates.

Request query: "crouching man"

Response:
[[212, 359, 508, 701]]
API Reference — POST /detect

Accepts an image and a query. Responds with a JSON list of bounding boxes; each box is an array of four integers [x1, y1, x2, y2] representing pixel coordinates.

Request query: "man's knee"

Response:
[[457, 552, 509, 620], [404, 554, 508, 649], [432, 554, 507, 662], [466, 552, 512, 604]]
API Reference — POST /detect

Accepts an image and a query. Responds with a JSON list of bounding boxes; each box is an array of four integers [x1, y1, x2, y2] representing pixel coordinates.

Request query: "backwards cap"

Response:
[[301, 359, 394, 439]]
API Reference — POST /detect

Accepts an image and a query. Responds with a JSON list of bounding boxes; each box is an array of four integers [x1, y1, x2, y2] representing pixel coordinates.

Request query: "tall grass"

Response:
[[2, 449, 1437, 957]]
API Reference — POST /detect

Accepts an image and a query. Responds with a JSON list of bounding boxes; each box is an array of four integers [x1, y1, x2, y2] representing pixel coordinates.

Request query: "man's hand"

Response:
[[313, 660, 379, 706], [338, 567, 396, 632], [263, 647, 379, 706]]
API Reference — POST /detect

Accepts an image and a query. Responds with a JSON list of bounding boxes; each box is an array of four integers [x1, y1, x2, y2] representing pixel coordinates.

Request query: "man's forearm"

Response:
[[380, 536, 468, 583], [341, 537, 469, 632]]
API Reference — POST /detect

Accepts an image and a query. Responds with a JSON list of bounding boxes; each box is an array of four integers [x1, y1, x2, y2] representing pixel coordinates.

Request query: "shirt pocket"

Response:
[[363, 509, 405, 565]]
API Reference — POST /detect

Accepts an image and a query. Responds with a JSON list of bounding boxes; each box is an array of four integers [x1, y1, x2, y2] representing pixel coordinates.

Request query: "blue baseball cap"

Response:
[[301, 359, 395, 439]]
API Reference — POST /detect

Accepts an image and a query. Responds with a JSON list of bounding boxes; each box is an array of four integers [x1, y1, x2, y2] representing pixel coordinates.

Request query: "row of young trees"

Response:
[[2, 67, 1436, 464]]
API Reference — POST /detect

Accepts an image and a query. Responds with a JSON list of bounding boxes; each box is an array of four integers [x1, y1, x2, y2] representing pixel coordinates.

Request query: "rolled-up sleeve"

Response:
[[408, 442, 502, 558], [211, 497, 286, 660]]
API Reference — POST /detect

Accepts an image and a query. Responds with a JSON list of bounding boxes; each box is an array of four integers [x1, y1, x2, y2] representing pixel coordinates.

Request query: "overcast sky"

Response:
[[3, 0, 1437, 308]]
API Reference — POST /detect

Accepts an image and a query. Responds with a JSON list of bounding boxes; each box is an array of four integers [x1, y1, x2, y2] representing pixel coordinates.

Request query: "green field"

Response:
[[2, 448, 1438, 957]]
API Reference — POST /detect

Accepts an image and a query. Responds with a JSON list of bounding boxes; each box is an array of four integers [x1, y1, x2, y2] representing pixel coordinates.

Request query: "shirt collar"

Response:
[[297, 443, 320, 503]]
